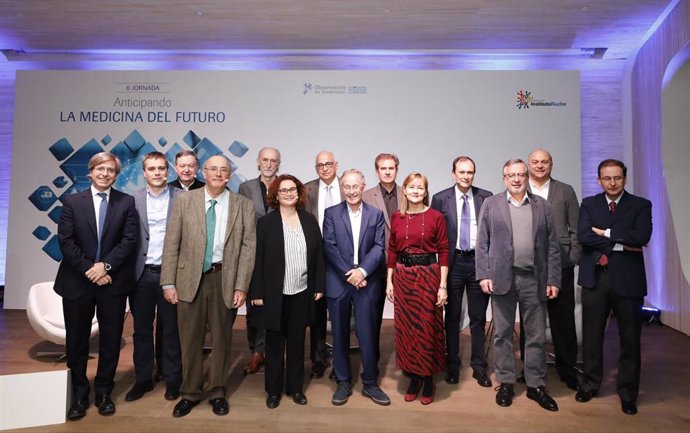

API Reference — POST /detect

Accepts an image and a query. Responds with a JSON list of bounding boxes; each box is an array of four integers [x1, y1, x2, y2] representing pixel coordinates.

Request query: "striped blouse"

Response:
[[282, 222, 309, 295]]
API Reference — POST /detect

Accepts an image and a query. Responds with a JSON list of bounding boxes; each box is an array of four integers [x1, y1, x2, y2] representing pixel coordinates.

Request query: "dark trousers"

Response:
[[63, 288, 127, 401], [445, 254, 490, 374], [581, 268, 643, 402], [129, 268, 182, 386], [327, 282, 381, 385], [374, 275, 387, 363], [308, 297, 328, 365], [546, 266, 578, 379], [246, 303, 266, 354], [265, 289, 308, 396]]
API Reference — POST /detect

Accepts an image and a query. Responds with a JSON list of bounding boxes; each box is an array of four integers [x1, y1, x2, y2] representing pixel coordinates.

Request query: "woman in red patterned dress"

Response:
[[386, 172, 449, 405]]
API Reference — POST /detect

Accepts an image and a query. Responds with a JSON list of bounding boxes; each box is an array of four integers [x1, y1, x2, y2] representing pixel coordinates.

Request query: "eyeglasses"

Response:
[[600, 176, 624, 183], [278, 187, 298, 195], [315, 162, 335, 170], [204, 167, 229, 174], [341, 185, 362, 192], [93, 166, 117, 174], [504, 173, 527, 180]]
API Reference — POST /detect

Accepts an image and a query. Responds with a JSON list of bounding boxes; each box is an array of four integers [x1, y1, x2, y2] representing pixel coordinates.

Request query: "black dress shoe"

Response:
[[562, 375, 580, 391], [575, 388, 597, 403], [445, 372, 459, 384], [95, 394, 116, 416], [289, 392, 308, 405], [266, 395, 281, 409], [125, 380, 154, 401], [172, 398, 201, 418], [495, 383, 515, 407], [209, 397, 229, 416], [67, 400, 89, 420], [621, 400, 638, 415], [165, 384, 181, 401], [526, 386, 558, 412], [310, 362, 326, 379], [472, 370, 493, 387]]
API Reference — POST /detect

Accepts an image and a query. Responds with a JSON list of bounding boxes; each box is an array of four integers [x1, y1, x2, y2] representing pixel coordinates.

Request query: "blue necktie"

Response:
[[203, 199, 217, 273], [95, 192, 108, 261], [460, 194, 470, 251]]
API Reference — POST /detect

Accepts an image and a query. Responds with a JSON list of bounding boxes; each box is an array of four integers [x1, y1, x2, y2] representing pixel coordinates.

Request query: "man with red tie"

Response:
[[576, 159, 652, 416]]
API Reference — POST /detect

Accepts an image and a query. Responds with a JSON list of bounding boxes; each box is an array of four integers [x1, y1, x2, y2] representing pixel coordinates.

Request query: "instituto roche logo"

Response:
[[516, 90, 532, 109]]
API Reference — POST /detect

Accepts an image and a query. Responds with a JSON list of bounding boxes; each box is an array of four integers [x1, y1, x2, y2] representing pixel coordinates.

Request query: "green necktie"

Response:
[[203, 199, 217, 273]]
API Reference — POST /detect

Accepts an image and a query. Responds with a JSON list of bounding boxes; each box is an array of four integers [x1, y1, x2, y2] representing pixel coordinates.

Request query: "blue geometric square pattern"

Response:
[[32, 226, 51, 241], [49, 137, 74, 161], [28, 185, 58, 211]]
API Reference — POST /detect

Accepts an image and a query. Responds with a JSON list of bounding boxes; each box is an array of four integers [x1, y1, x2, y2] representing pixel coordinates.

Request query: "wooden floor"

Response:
[[1, 307, 689, 433]]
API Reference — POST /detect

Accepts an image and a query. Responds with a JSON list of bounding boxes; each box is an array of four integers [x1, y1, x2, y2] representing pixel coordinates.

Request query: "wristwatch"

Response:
[[104, 262, 112, 272]]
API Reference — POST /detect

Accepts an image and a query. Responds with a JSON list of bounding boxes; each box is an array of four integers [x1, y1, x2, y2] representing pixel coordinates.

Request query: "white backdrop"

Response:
[[6, 70, 580, 310]]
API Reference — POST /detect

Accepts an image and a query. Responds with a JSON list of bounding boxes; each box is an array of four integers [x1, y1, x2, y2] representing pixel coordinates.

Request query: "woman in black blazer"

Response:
[[249, 174, 325, 409]]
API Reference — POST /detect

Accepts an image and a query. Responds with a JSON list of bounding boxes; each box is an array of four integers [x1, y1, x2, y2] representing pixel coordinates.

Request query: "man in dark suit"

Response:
[[54, 152, 138, 420], [238, 147, 281, 375], [125, 152, 181, 403], [430, 156, 493, 387], [575, 159, 652, 416], [361, 153, 402, 362], [323, 169, 389, 406], [168, 149, 205, 191], [304, 150, 343, 378], [476, 158, 561, 412], [526, 148, 581, 391], [161, 155, 256, 418]]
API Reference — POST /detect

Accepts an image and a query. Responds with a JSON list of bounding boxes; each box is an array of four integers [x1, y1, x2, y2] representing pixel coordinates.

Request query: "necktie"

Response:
[[95, 192, 108, 261], [324, 185, 333, 208], [609, 201, 617, 214], [460, 194, 470, 251], [203, 199, 217, 273]]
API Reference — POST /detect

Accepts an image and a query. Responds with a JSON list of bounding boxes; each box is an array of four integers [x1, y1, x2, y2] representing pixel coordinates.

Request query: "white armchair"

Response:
[[26, 281, 99, 360]]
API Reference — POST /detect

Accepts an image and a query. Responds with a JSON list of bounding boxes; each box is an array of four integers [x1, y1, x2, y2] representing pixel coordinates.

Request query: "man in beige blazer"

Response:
[[161, 155, 256, 418]]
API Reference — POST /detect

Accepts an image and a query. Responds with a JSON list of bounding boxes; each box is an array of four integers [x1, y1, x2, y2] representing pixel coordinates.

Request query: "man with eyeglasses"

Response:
[[575, 159, 652, 416], [475, 158, 561, 412], [161, 155, 256, 418], [238, 147, 281, 376], [169, 150, 205, 191], [304, 150, 343, 378], [55, 152, 139, 420], [323, 169, 389, 406], [430, 156, 493, 387]]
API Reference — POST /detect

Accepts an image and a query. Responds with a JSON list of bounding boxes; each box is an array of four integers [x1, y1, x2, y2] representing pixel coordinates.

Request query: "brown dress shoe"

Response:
[[244, 352, 264, 375]]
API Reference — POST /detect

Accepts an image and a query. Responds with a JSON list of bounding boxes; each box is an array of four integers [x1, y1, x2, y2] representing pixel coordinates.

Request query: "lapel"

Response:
[[80, 189, 98, 239], [100, 189, 118, 240], [135, 189, 149, 236], [338, 202, 354, 247], [529, 192, 541, 242], [498, 192, 513, 240], [447, 188, 459, 235], [371, 187, 390, 228], [358, 203, 371, 246], [193, 189, 206, 237], [224, 192, 240, 245]]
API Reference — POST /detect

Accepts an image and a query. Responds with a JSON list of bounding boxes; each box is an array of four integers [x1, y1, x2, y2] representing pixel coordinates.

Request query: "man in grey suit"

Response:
[[126, 152, 182, 403], [526, 148, 581, 391], [476, 159, 561, 411], [238, 147, 281, 375], [304, 150, 343, 378], [361, 153, 402, 364], [430, 156, 493, 387], [161, 155, 256, 417]]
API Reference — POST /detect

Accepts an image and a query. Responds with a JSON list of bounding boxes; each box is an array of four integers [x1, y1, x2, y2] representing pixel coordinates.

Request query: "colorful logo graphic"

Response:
[[516, 90, 532, 109], [303, 83, 313, 95]]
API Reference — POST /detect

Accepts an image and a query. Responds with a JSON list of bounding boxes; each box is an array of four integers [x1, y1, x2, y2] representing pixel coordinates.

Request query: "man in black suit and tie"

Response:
[[125, 152, 182, 403], [238, 146, 281, 375], [526, 149, 581, 391], [304, 150, 343, 378], [575, 159, 652, 416], [430, 156, 493, 387], [168, 149, 205, 191], [323, 169, 389, 406], [54, 152, 138, 420]]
